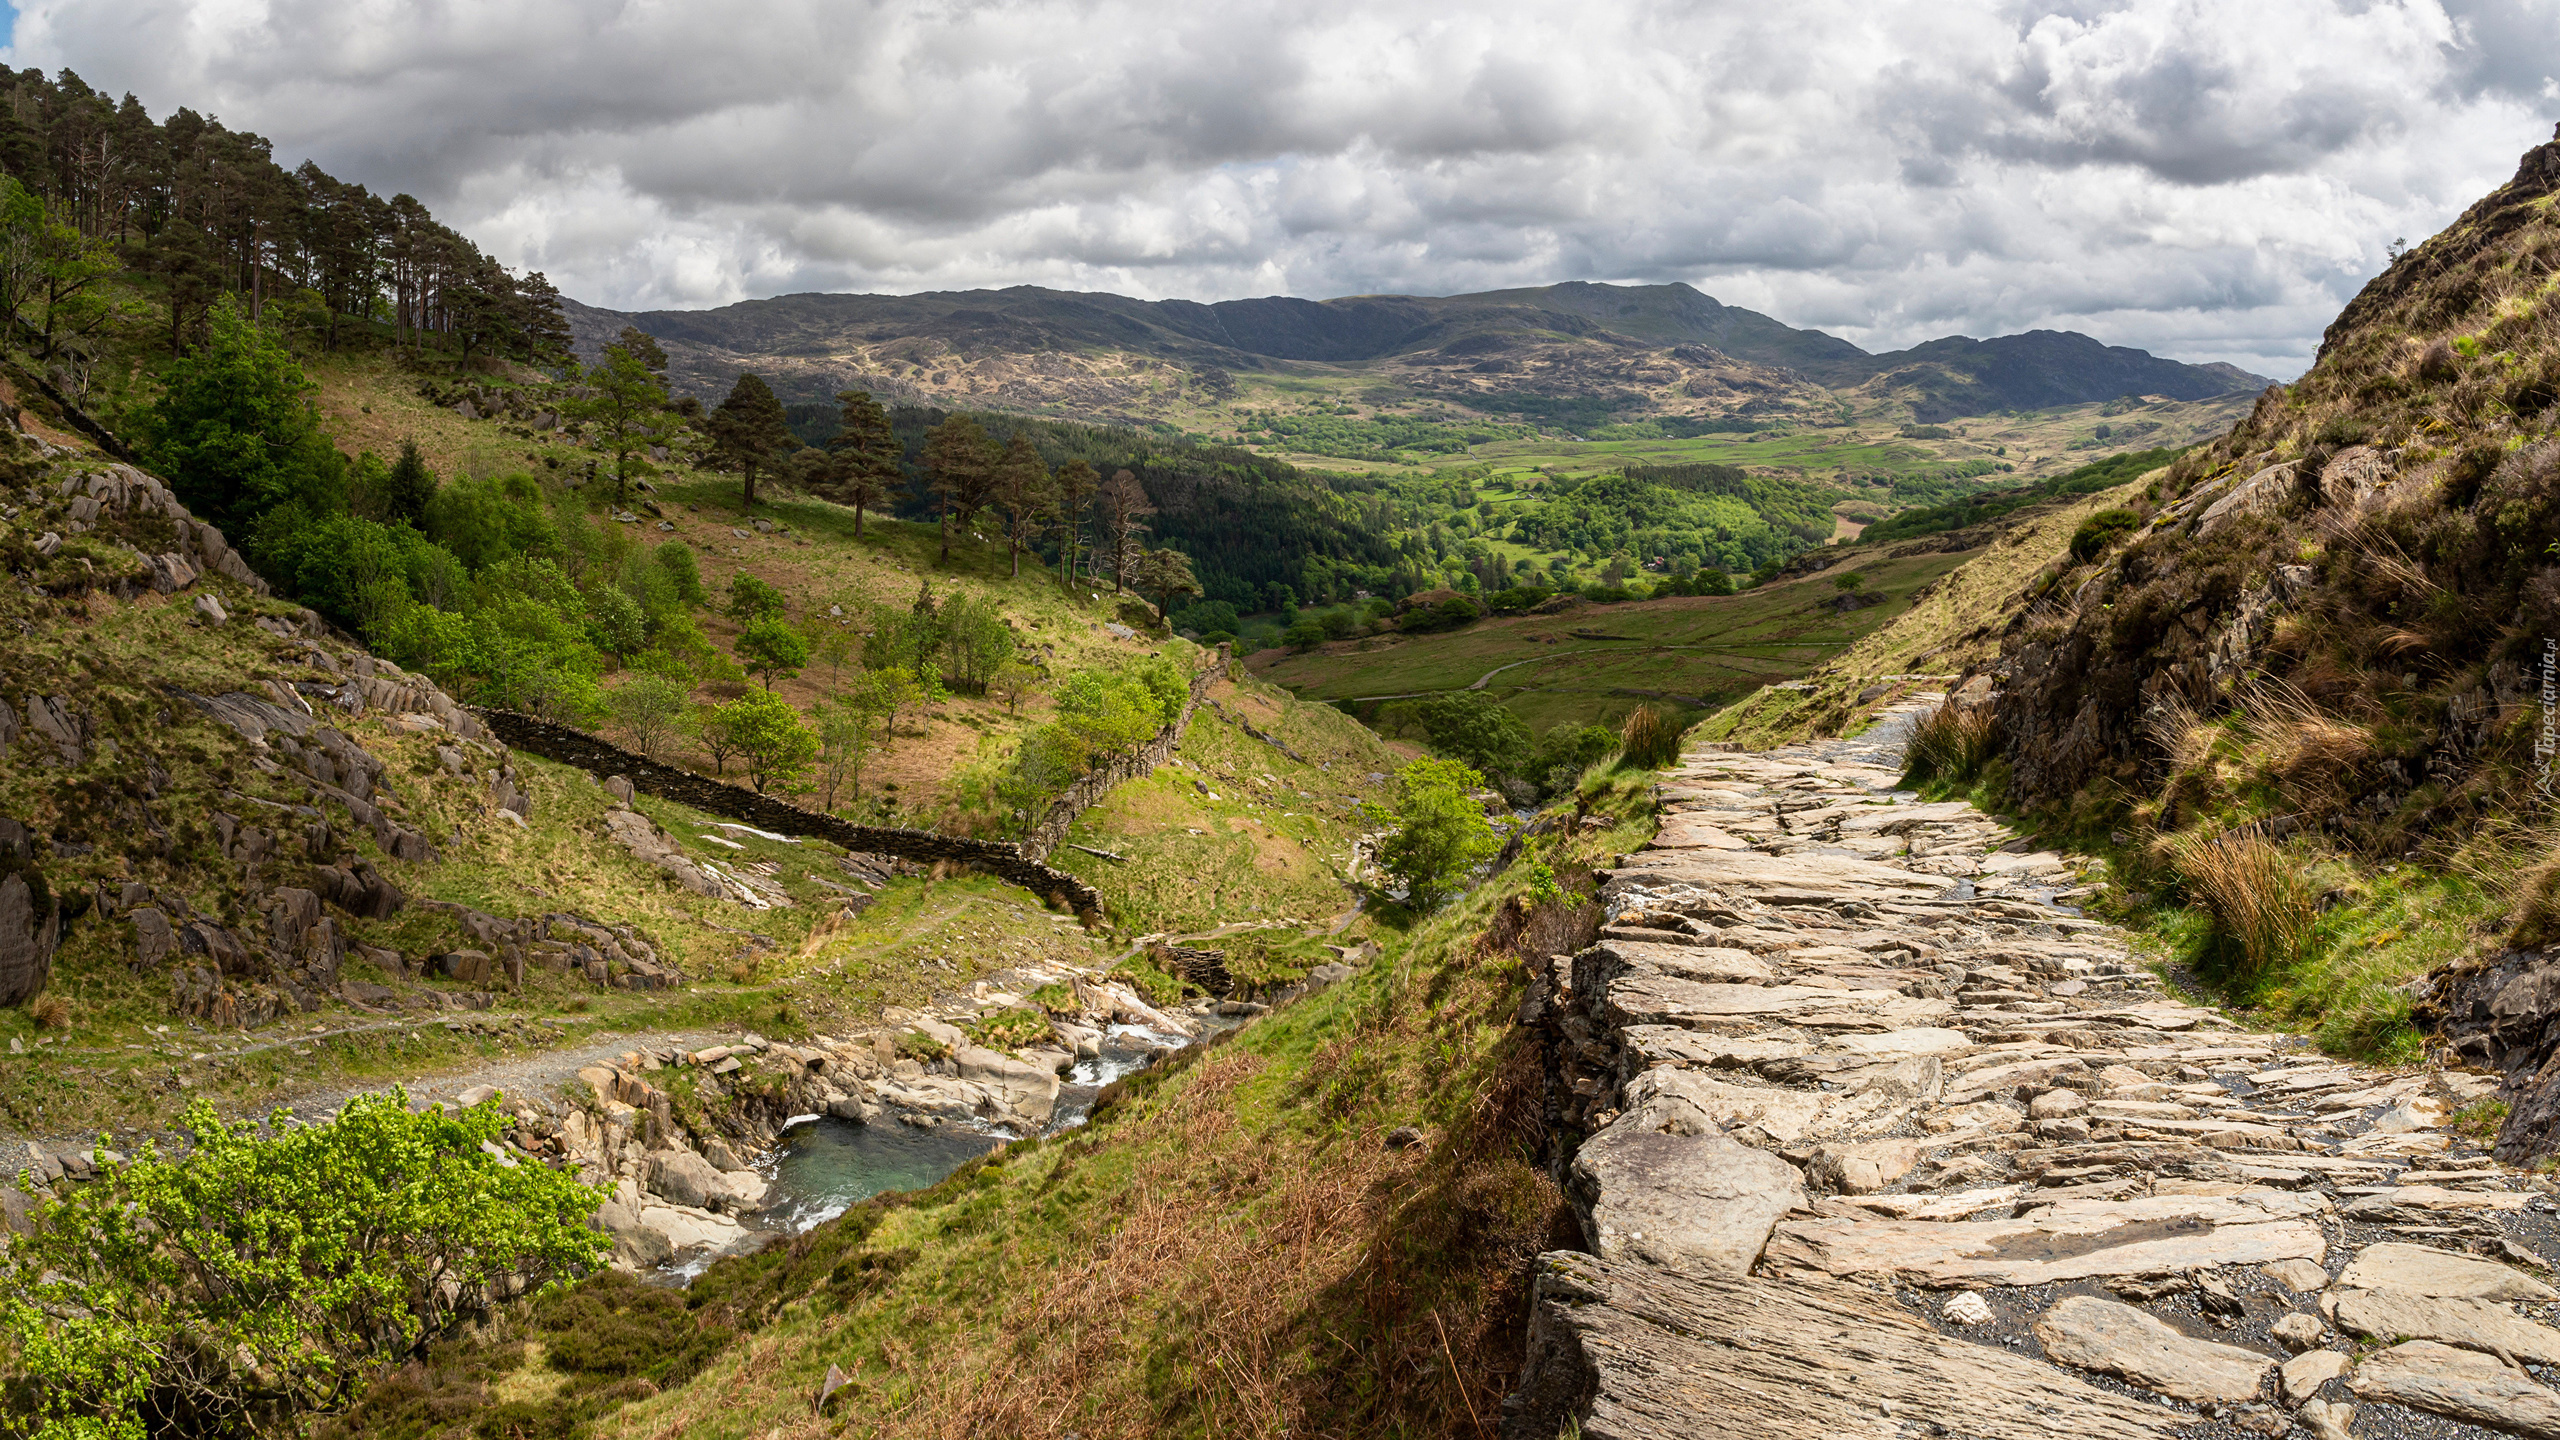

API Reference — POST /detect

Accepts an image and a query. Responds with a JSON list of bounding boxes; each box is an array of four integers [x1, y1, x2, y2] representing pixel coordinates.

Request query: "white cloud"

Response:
[[13, 0, 2557, 375]]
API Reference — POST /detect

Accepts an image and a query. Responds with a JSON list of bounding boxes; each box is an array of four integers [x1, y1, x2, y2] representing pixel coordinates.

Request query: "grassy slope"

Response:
[[303, 346, 1186, 826], [0, 338, 1409, 1136], [329, 771, 1656, 1440], [1694, 479, 2157, 749], [1248, 542, 1978, 735], [1051, 676, 1413, 936]]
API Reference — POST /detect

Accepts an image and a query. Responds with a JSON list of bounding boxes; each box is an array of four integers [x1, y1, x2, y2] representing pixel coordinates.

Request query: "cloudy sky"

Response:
[[9, 0, 2558, 376]]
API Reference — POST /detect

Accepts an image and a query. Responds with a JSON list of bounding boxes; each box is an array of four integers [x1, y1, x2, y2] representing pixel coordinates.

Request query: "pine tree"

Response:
[[823, 389, 902, 538], [616, 325, 669, 379], [990, 433, 1054, 578], [920, 415, 997, 561], [568, 343, 670, 504], [1051, 459, 1099, 590], [708, 372, 792, 512], [383, 440, 436, 524], [1131, 547, 1200, 625]]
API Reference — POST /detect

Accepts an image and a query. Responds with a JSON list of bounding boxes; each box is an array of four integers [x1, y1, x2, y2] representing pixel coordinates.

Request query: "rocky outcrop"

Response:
[[1504, 703, 2551, 1439], [1991, 125, 2560, 820], [0, 871, 61, 1006]]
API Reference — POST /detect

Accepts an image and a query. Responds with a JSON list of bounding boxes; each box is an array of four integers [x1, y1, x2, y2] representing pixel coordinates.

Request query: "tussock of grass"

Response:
[[1900, 700, 1998, 787], [2166, 831, 2319, 977], [1617, 704, 1684, 769]]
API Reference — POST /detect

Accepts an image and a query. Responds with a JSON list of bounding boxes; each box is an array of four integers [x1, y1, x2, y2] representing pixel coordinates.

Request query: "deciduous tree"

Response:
[[1363, 757, 1500, 910], [1095, 468, 1155, 593]]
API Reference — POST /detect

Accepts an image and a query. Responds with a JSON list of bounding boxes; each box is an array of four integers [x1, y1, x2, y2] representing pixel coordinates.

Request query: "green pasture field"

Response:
[[1247, 544, 1979, 735]]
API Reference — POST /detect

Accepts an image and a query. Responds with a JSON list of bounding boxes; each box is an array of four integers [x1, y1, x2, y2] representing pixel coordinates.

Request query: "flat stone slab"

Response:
[[2032, 1294, 2276, 1403], [1618, 1068, 1828, 1145], [2335, 1242, 2557, 1301], [1568, 1128, 1804, 1277], [1600, 975, 1952, 1033], [1583, 939, 1779, 987], [2336, 1289, 2560, 1365], [2341, 1184, 2535, 1217], [1651, 815, 1753, 849], [1504, 1252, 2191, 1440], [1767, 1191, 2328, 1287], [1615, 849, 1956, 904], [2351, 1340, 2560, 1437]]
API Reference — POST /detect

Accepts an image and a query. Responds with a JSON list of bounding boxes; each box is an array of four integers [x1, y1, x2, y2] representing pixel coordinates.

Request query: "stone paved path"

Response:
[[1503, 701, 2556, 1440]]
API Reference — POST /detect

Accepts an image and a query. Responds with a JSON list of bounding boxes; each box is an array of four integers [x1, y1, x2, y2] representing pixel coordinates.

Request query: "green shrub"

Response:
[[0, 1094, 604, 1440], [1363, 757, 1501, 911], [2070, 508, 2140, 562], [1414, 691, 1532, 779]]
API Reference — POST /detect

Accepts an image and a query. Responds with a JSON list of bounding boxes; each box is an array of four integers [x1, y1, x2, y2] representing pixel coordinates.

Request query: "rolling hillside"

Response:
[[565, 281, 2270, 433]]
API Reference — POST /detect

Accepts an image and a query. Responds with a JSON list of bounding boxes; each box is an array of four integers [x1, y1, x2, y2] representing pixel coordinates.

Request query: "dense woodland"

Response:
[[0, 68, 569, 368]]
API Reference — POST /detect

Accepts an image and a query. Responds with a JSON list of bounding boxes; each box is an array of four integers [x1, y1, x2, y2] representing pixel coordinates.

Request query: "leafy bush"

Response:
[[727, 572, 787, 623], [704, 689, 819, 793], [1363, 757, 1501, 911], [1413, 692, 1531, 779], [1532, 722, 1619, 795], [0, 1094, 604, 1440], [1398, 595, 1481, 632]]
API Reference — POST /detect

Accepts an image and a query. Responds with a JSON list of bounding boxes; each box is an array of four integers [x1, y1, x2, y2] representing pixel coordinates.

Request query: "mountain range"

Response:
[[566, 280, 2273, 428]]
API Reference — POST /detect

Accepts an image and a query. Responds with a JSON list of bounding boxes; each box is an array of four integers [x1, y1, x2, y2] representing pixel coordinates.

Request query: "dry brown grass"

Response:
[[2236, 679, 2377, 816], [1901, 699, 1998, 785], [2169, 830, 2321, 976], [1618, 704, 1684, 769]]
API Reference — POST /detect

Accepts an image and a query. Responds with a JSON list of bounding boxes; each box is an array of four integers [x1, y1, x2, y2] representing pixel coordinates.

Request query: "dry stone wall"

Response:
[[1016, 657, 1220, 862], [472, 709, 1107, 917]]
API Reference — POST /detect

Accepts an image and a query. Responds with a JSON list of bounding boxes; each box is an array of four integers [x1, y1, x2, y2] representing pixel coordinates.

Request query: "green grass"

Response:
[[1251, 546, 1975, 735], [1052, 678, 1408, 935], [2112, 855, 2498, 1064], [327, 765, 1659, 1440]]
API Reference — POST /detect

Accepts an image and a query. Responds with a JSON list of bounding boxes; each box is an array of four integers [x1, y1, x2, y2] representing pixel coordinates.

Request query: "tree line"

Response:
[[0, 67, 569, 369]]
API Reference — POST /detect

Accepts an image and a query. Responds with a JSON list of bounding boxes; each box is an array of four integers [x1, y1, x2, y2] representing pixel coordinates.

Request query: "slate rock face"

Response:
[[1567, 1128, 1803, 1276], [0, 873, 60, 1006]]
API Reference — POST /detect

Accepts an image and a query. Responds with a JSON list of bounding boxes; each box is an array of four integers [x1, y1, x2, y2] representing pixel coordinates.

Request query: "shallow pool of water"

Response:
[[758, 1121, 1004, 1232], [743, 1020, 1209, 1245]]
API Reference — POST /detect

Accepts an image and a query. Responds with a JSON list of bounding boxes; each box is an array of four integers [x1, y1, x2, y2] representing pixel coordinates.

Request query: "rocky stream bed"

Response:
[[1503, 701, 2550, 1440]]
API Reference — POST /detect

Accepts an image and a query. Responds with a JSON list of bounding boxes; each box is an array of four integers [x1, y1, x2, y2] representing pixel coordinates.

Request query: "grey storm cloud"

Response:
[[10, 0, 2559, 376]]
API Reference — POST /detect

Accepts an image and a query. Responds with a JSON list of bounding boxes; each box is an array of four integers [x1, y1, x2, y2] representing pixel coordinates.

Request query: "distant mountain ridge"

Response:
[[566, 280, 2270, 426]]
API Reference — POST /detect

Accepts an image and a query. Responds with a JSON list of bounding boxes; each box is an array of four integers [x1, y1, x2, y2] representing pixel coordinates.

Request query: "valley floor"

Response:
[[1514, 703, 2545, 1439]]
